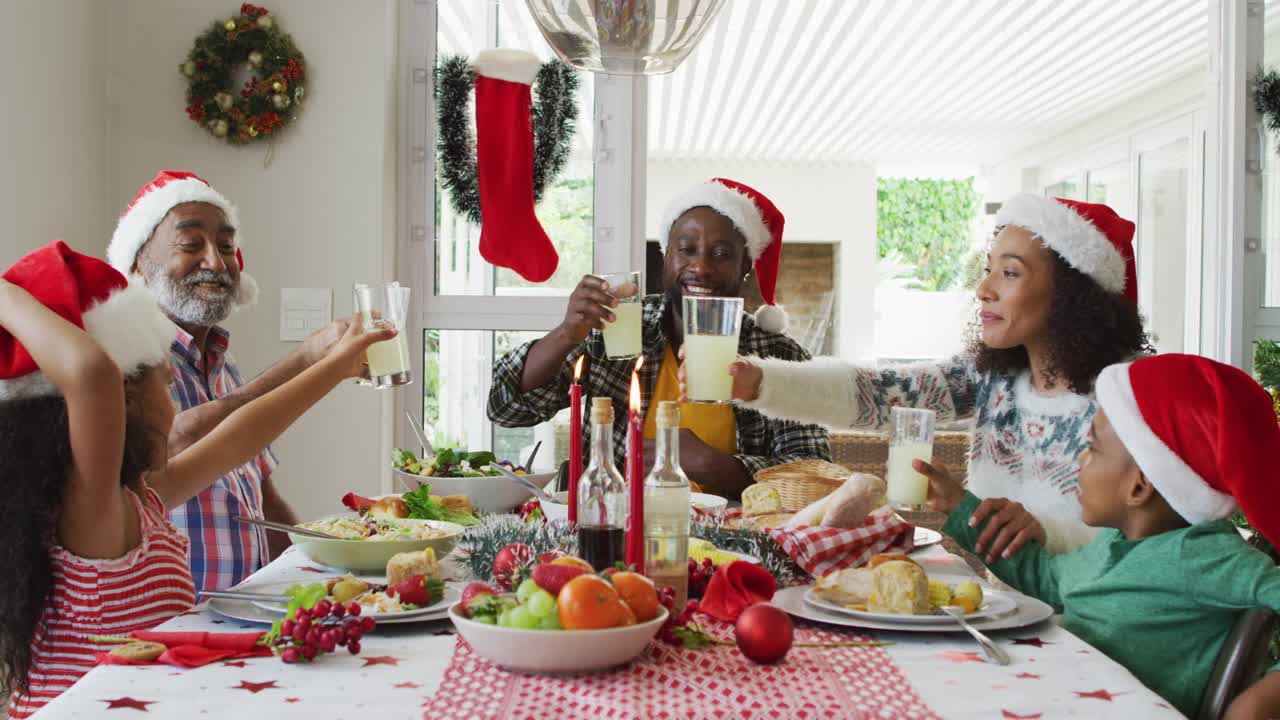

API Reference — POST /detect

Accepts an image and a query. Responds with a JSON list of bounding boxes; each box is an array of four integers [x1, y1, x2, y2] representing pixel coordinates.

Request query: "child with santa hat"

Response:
[[0, 242, 392, 717], [927, 353, 1280, 718]]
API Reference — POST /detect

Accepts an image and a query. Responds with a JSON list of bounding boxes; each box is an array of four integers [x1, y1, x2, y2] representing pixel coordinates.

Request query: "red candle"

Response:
[[625, 356, 645, 570], [567, 356, 585, 525]]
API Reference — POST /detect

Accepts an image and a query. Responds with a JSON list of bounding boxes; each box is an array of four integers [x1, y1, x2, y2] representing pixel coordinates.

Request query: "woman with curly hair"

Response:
[[0, 242, 392, 718], [711, 194, 1151, 558]]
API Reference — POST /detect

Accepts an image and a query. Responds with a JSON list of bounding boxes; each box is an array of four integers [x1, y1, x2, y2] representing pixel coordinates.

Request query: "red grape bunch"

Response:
[[687, 557, 715, 599], [269, 600, 377, 663]]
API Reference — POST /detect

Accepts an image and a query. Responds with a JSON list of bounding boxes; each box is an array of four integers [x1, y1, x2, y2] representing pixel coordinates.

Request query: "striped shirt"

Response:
[[8, 487, 195, 719], [166, 326, 278, 593]]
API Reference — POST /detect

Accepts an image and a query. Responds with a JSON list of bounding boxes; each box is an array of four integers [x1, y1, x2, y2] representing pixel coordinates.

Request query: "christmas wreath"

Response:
[[179, 4, 306, 144], [435, 54, 579, 225]]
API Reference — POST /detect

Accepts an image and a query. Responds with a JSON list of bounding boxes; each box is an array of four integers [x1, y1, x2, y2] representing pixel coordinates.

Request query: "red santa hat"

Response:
[[658, 178, 788, 333], [995, 193, 1137, 303], [107, 170, 258, 307], [0, 241, 175, 401], [1096, 354, 1280, 547]]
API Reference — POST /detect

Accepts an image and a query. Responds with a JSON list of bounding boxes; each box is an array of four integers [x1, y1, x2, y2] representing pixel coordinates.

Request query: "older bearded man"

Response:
[[107, 170, 354, 592]]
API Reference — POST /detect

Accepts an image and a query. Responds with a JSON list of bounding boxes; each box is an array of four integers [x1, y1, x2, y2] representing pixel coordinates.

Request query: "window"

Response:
[[400, 0, 634, 471]]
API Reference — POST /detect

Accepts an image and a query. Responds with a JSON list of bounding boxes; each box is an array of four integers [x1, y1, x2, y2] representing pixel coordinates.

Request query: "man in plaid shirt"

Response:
[[488, 178, 829, 498], [107, 171, 356, 591]]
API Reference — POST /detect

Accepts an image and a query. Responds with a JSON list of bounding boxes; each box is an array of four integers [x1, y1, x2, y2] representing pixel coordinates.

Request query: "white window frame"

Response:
[[395, 0, 646, 478]]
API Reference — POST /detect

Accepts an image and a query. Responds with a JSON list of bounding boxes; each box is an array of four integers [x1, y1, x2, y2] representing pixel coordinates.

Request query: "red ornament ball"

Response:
[[492, 543, 534, 590], [734, 603, 794, 664]]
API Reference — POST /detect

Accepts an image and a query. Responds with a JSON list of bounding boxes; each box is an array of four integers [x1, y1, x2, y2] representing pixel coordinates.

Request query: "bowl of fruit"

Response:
[[449, 555, 669, 674], [392, 448, 557, 513]]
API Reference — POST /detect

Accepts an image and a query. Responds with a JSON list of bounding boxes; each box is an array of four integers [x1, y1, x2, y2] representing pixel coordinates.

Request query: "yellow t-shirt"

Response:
[[642, 345, 737, 456]]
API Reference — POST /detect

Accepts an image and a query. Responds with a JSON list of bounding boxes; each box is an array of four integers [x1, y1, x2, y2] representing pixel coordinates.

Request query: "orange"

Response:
[[610, 572, 660, 622], [556, 575, 628, 630], [551, 556, 594, 572]]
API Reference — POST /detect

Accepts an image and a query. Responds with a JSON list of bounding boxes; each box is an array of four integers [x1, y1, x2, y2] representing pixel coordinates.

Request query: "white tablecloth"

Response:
[[33, 545, 1183, 719]]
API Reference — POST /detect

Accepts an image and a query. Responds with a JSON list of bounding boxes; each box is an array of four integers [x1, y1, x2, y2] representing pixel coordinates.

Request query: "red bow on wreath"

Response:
[[240, 3, 269, 17]]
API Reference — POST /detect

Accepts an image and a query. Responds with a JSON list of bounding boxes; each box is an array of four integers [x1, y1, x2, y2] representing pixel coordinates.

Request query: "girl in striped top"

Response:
[[0, 242, 392, 717]]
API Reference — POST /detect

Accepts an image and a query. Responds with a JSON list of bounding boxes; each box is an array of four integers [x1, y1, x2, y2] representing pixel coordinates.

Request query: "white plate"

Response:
[[803, 587, 1017, 625], [247, 581, 458, 621], [913, 527, 943, 548], [774, 584, 1054, 634]]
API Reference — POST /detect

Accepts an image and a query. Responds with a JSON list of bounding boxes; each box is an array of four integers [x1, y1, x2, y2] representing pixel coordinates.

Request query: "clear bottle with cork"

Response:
[[577, 396, 627, 571], [644, 400, 691, 610]]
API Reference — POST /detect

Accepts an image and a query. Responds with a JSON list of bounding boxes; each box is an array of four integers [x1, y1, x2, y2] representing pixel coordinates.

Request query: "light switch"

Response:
[[280, 288, 332, 341]]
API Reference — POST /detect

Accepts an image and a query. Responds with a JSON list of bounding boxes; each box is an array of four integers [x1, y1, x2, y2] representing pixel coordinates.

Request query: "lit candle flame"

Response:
[[573, 355, 585, 382], [629, 356, 644, 415]]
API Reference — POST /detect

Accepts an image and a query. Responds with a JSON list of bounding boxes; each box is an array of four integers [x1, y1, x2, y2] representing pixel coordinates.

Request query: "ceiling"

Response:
[[441, 1, 1280, 166]]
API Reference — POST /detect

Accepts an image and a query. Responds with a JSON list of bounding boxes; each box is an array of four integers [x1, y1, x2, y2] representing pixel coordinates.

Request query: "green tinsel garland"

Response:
[[434, 55, 579, 225], [456, 515, 805, 588]]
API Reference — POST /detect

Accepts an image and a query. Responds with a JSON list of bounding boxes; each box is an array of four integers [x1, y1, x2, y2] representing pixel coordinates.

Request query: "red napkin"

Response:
[[699, 560, 777, 622], [96, 631, 271, 668]]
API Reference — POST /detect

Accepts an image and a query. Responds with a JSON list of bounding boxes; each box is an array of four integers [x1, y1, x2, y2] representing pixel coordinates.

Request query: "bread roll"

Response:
[[869, 560, 931, 615], [386, 547, 439, 587], [368, 496, 410, 519], [820, 474, 886, 529], [741, 484, 784, 517], [866, 552, 920, 570], [745, 512, 794, 530], [813, 568, 875, 607], [439, 494, 473, 515]]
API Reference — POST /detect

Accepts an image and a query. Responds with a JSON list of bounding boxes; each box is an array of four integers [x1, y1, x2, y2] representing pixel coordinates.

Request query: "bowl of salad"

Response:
[[392, 448, 557, 513]]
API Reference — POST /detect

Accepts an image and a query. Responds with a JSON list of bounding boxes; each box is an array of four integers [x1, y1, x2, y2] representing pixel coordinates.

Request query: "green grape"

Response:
[[507, 605, 538, 629], [538, 612, 562, 630], [526, 589, 555, 619], [474, 615, 496, 625], [516, 578, 539, 603], [497, 607, 514, 627]]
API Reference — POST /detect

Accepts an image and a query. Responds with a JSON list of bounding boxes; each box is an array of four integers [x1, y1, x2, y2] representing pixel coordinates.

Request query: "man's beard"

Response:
[[139, 258, 237, 327]]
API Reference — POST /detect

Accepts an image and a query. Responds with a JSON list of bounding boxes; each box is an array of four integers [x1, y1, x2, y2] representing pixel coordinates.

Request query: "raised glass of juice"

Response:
[[681, 296, 744, 403], [886, 407, 936, 510], [352, 282, 413, 389], [598, 271, 642, 359]]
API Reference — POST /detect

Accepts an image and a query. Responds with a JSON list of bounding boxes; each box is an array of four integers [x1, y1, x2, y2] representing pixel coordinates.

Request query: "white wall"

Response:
[[0, 0, 109, 267], [645, 161, 878, 358], [107, 0, 400, 520]]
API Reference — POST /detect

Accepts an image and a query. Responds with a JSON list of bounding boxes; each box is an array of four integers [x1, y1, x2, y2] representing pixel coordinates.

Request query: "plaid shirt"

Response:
[[488, 295, 830, 483], [167, 326, 278, 592]]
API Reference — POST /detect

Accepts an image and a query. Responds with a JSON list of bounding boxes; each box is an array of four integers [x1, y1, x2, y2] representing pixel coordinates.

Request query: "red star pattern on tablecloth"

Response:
[[298, 566, 329, 573], [222, 661, 248, 668], [1075, 689, 1123, 701], [1011, 637, 1052, 647], [935, 650, 985, 664], [1001, 711, 1042, 719], [233, 680, 280, 694], [361, 655, 401, 667], [285, 698, 300, 704], [102, 697, 155, 711], [1014, 673, 1041, 679], [393, 681, 422, 689]]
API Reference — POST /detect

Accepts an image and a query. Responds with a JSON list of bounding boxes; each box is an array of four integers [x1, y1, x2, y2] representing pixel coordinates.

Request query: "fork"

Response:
[[939, 605, 1012, 665]]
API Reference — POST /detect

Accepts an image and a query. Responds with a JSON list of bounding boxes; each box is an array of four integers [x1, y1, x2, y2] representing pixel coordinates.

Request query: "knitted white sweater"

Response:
[[741, 355, 1099, 553]]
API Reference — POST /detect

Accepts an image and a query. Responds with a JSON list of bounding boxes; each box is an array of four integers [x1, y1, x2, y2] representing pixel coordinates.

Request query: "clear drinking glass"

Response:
[[886, 407, 936, 510], [681, 296, 744, 403], [598, 271, 643, 359], [353, 282, 413, 389]]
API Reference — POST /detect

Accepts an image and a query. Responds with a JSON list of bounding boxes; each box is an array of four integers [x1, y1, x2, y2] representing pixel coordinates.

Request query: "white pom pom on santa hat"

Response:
[[659, 178, 789, 334]]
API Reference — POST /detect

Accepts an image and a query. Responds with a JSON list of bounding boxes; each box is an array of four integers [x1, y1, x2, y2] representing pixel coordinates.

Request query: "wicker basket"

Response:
[[752, 459, 852, 512]]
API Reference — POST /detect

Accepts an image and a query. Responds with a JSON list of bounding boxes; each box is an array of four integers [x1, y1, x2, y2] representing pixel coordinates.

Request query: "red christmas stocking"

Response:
[[473, 50, 559, 283]]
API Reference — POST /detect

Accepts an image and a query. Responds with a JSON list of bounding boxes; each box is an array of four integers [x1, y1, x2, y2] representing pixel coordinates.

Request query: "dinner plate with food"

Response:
[[774, 553, 1054, 633]]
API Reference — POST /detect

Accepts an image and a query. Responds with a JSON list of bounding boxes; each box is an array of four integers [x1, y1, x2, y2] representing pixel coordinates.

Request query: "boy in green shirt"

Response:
[[918, 354, 1280, 719]]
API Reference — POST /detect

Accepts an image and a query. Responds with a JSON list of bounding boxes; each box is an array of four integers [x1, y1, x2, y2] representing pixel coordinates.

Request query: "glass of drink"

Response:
[[682, 296, 744, 403], [352, 282, 413, 389], [598, 271, 642, 359], [886, 407, 936, 510]]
